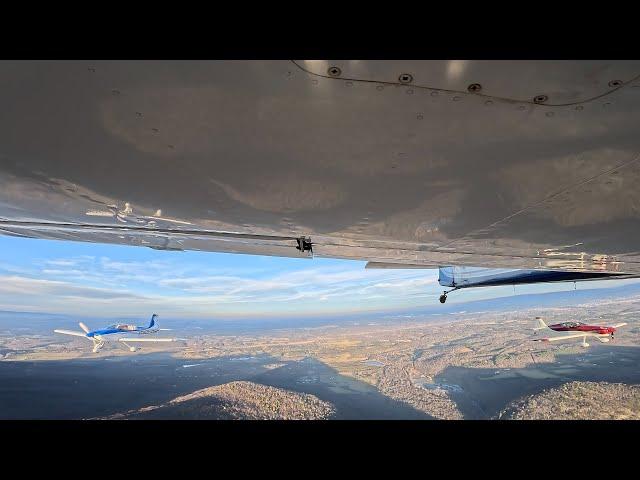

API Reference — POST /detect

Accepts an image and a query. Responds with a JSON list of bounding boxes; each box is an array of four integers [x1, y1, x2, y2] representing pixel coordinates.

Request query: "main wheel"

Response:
[[439, 294, 447, 304]]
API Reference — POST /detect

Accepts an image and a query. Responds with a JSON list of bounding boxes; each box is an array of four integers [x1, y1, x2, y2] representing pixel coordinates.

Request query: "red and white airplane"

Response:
[[533, 317, 627, 348]]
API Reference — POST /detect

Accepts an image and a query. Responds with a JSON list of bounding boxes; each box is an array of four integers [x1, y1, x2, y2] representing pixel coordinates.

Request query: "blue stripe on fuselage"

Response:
[[87, 328, 121, 337], [87, 325, 150, 337]]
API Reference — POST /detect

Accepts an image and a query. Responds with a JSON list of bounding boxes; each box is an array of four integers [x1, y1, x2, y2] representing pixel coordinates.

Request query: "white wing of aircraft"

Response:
[[53, 329, 88, 338], [536, 332, 609, 347], [3, 60, 640, 301]]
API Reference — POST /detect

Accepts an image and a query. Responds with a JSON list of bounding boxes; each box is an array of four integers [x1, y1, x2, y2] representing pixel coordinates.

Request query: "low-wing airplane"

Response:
[[54, 314, 182, 353], [532, 316, 627, 348]]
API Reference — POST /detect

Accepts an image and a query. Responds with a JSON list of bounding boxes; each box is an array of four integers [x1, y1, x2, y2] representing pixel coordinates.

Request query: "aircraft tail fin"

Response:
[[78, 322, 90, 334], [533, 317, 548, 331], [612, 322, 627, 329], [149, 314, 158, 329]]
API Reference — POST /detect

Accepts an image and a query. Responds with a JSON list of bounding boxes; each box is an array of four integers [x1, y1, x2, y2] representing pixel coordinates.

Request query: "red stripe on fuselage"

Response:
[[549, 324, 614, 335]]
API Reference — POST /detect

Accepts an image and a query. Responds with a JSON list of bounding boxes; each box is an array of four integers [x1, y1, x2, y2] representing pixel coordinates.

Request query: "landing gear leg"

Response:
[[121, 341, 136, 352], [439, 287, 459, 304], [92, 339, 104, 353]]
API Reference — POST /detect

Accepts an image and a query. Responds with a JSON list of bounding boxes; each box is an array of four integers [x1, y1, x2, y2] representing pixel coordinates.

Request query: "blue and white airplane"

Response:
[[54, 314, 182, 353]]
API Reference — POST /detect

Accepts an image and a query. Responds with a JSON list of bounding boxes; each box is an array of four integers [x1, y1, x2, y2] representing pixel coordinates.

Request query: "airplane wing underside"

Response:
[[3, 60, 640, 274], [535, 332, 607, 342]]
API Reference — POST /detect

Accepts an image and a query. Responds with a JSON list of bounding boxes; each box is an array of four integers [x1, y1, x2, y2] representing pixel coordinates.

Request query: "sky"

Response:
[[1, 235, 639, 321]]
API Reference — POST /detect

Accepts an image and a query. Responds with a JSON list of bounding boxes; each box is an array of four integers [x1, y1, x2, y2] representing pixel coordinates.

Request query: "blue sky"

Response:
[[0, 235, 638, 320]]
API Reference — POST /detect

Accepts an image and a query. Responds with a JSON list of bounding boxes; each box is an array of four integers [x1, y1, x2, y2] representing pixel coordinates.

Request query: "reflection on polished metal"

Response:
[[2, 61, 640, 276]]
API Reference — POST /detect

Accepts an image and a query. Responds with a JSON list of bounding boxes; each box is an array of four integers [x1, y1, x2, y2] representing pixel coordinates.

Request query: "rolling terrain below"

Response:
[[499, 381, 640, 419], [101, 380, 336, 420]]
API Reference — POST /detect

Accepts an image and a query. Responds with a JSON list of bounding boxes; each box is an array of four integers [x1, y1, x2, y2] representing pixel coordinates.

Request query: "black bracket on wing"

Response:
[[296, 236, 313, 254]]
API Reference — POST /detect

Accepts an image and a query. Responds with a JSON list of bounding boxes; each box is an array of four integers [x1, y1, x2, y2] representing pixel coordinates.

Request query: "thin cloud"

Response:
[[44, 259, 79, 267], [0, 275, 143, 300], [0, 243, 442, 318]]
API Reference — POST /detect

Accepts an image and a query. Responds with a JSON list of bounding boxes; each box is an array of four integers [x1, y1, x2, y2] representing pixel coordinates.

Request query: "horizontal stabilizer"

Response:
[[613, 323, 628, 328]]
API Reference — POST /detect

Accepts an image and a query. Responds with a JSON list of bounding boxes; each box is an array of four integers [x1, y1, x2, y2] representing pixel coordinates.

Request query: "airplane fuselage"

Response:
[[547, 323, 616, 335], [86, 325, 156, 337]]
